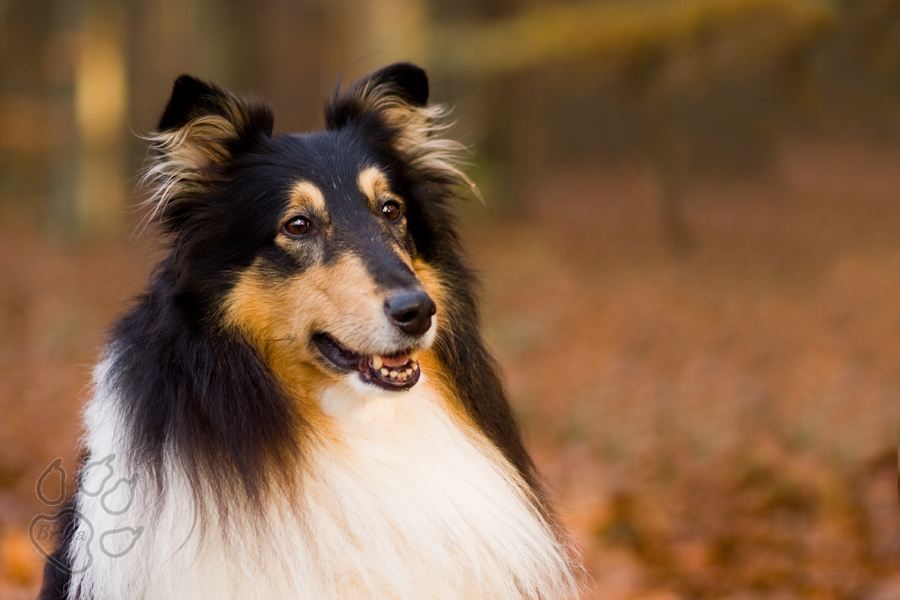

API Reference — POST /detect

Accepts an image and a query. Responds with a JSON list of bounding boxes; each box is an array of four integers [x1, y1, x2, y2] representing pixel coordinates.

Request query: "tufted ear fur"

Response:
[[325, 63, 477, 194], [141, 75, 274, 229]]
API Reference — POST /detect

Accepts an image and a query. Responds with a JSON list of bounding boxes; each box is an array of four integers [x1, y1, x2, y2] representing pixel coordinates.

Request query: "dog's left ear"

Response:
[[326, 62, 430, 125], [325, 63, 475, 192]]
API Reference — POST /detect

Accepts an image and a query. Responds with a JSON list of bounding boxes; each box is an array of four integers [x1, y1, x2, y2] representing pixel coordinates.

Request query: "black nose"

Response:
[[384, 289, 436, 336]]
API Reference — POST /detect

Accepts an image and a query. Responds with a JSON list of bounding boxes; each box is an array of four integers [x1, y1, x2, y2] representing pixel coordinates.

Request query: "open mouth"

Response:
[[312, 332, 421, 391]]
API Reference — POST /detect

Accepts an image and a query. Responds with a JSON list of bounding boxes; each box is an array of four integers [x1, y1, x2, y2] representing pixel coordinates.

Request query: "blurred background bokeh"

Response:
[[2, 0, 899, 598]]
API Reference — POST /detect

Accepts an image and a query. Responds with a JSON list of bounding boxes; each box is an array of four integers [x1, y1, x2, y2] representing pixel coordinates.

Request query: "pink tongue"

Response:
[[381, 353, 411, 368]]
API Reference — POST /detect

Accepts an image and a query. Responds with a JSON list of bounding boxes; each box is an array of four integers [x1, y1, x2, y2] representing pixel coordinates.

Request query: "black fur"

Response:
[[158, 74, 274, 136], [38, 497, 78, 600], [109, 277, 306, 518]]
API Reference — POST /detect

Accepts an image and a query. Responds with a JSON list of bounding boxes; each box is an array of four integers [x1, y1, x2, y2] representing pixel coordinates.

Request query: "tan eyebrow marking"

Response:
[[357, 166, 391, 209], [287, 180, 326, 215]]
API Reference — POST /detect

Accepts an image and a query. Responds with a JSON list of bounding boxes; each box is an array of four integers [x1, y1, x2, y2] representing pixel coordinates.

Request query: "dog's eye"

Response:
[[283, 216, 312, 237], [382, 200, 403, 223]]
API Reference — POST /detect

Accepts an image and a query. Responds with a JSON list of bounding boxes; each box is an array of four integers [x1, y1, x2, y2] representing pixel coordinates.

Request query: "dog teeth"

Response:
[[372, 354, 421, 383]]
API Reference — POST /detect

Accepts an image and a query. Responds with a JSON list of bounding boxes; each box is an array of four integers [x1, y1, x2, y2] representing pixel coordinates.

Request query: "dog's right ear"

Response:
[[141, 75, 274, 229]]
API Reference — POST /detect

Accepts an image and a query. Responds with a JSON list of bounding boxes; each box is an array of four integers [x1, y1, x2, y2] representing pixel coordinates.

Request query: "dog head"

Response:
[[143, 63, 471, 394]]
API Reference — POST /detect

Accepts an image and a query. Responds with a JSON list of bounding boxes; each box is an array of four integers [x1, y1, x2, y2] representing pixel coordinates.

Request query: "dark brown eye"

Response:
[[283, 216, 312, 237], [382, 200, 403, 222]]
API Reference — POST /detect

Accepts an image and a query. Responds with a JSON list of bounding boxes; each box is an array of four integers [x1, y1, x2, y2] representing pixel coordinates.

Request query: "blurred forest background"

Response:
[[1, 0, 900, 598]]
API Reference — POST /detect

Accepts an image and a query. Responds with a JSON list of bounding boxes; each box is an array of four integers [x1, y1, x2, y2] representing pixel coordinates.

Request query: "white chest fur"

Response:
[[67, 365, 576, 599]]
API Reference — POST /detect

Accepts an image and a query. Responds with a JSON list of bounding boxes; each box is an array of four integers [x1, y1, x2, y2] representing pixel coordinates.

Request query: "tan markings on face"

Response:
[[412, 258, 447, 319], [288, 180, 327, 215], [357, 166, 390, 210], [276, 180, 329, 254], [220, 262, 328, 429], [222, 253, 386, 399], [388, 242, 412, 270], [358, 167, 412, 268]]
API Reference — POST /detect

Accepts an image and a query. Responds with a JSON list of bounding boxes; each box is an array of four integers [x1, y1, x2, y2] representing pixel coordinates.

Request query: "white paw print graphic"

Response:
[[31, 455, 144, 568]]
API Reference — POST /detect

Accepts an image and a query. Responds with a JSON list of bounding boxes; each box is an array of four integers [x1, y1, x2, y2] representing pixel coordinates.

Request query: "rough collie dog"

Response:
[[40, 63, 578, 599]]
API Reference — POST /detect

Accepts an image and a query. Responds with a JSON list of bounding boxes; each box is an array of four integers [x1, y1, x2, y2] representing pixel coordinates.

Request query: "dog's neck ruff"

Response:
[[67, 357, 577, 599]]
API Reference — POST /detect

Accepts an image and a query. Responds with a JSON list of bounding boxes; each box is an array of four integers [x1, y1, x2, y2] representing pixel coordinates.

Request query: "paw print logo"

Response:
[[30, 455, 145, 572]]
